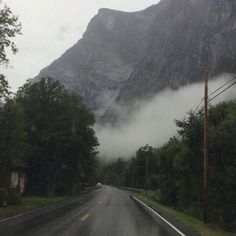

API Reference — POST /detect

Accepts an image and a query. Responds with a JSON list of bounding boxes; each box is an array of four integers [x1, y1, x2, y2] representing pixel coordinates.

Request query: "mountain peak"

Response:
[[36, 0, 236, 124]]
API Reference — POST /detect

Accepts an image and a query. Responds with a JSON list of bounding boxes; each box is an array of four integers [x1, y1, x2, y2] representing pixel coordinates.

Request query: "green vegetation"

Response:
[[16, 78, 99, 195], [0, 98, 27, 191], [0, 21, 28, 204], [0, 78, 99, 199], [0, 4, 99, 213], [101, 101, 236, 232], [1, 3, 236, 233], [136, 193, 235, 236], [0, 195, 74, 221], [0, 4, 21, 66]]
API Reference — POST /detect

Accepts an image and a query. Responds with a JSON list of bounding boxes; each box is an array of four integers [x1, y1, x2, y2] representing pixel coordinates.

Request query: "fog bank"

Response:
[[96, 74, 235, 159]]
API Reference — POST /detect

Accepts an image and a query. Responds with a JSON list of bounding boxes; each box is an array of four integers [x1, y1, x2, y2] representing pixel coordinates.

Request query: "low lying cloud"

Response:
[[95, 74, 235, 159]]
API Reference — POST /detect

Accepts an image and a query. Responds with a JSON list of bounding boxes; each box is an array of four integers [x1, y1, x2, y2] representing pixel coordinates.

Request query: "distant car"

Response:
[[95, 183, 102, 189]]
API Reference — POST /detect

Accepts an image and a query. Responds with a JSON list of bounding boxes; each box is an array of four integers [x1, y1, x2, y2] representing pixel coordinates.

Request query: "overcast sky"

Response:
[[1, 0, 159, 91]]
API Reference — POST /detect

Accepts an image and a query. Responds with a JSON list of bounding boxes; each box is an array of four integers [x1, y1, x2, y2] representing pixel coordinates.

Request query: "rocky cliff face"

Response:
[[37, 0, 236, 123]]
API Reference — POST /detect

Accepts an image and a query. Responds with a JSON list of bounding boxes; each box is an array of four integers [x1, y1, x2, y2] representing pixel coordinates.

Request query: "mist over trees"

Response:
[[100, 101, 236, 230]]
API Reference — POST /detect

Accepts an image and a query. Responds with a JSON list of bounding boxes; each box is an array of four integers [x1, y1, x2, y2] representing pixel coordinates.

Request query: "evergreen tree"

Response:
[[16, 77, 99, 195]]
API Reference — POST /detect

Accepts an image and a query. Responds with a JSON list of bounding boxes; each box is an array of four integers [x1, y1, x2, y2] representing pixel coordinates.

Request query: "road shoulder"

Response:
[[132, 193, 234, 236]]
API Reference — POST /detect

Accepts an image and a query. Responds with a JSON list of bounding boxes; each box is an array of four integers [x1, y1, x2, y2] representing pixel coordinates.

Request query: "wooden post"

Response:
[[145, 155, 148, 194], [203, 71, 209, 224]]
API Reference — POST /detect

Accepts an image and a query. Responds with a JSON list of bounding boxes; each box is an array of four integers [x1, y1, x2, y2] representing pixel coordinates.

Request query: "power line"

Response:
[[208, 76, 236, 97], [209, 81, 236, 102], [175, 75, 236, 138], [193, 77, 236, 113]]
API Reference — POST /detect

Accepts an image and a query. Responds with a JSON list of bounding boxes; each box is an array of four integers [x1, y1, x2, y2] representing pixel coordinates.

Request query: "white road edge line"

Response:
[[133, 196, 186, 236], [0, 197, 95, 225], [0, 205, 50, 224]]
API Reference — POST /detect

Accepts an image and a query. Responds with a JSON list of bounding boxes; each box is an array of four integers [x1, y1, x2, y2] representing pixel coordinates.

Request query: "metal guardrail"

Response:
[[119, 186, 145, 193]]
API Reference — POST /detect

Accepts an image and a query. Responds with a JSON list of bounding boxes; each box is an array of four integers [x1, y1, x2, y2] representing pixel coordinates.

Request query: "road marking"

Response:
[[80, 213, 90, 222], [0, 205, 51, 224], [132, 196, 186, 236]]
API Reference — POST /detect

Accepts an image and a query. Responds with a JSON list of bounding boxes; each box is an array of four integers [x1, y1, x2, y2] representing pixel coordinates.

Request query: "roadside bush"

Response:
[[185, 205, 202, 219], [147, 190, 160, 202], [0, 188, 8, 206], [7, 189, 21, 205]]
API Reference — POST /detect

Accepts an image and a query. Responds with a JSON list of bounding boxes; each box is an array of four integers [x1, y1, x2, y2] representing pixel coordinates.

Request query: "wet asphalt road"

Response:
[[0, 186, 179, 236]]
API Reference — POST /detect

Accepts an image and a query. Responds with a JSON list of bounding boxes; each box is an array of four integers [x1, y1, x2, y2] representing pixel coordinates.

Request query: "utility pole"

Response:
[[203, 71, 209, 224], [145, 154, 148, 194]]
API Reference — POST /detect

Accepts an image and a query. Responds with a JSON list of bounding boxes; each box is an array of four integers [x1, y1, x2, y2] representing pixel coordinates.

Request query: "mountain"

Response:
[[36, 0, 236, 123]]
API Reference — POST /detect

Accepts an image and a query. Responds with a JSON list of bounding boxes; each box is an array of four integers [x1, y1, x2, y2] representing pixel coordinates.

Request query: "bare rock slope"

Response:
[[37, 0, 236, 123]]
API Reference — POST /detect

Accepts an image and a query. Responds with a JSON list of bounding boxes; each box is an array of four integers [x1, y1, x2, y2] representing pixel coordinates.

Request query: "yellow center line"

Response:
[[80, 213, 90, 222]]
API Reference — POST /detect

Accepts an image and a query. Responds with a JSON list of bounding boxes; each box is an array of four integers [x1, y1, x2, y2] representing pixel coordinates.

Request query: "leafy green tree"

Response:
[[0, 74, 11, 99], [175, 112, 203, 210], [16, 77, 99, 195], [100, 158, 127, 186], [207, 102, 236, 228], [100, 146, 160, 189], [157, 138, 180, 206], [124, 157, 137, 187], [0, 99, 26, 188], [132, 145, 155, 189], [0, 4, 21, 65], [0, 3, 21, 98], [174, 101, 236, 228], [0, 3, 22, 190]]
